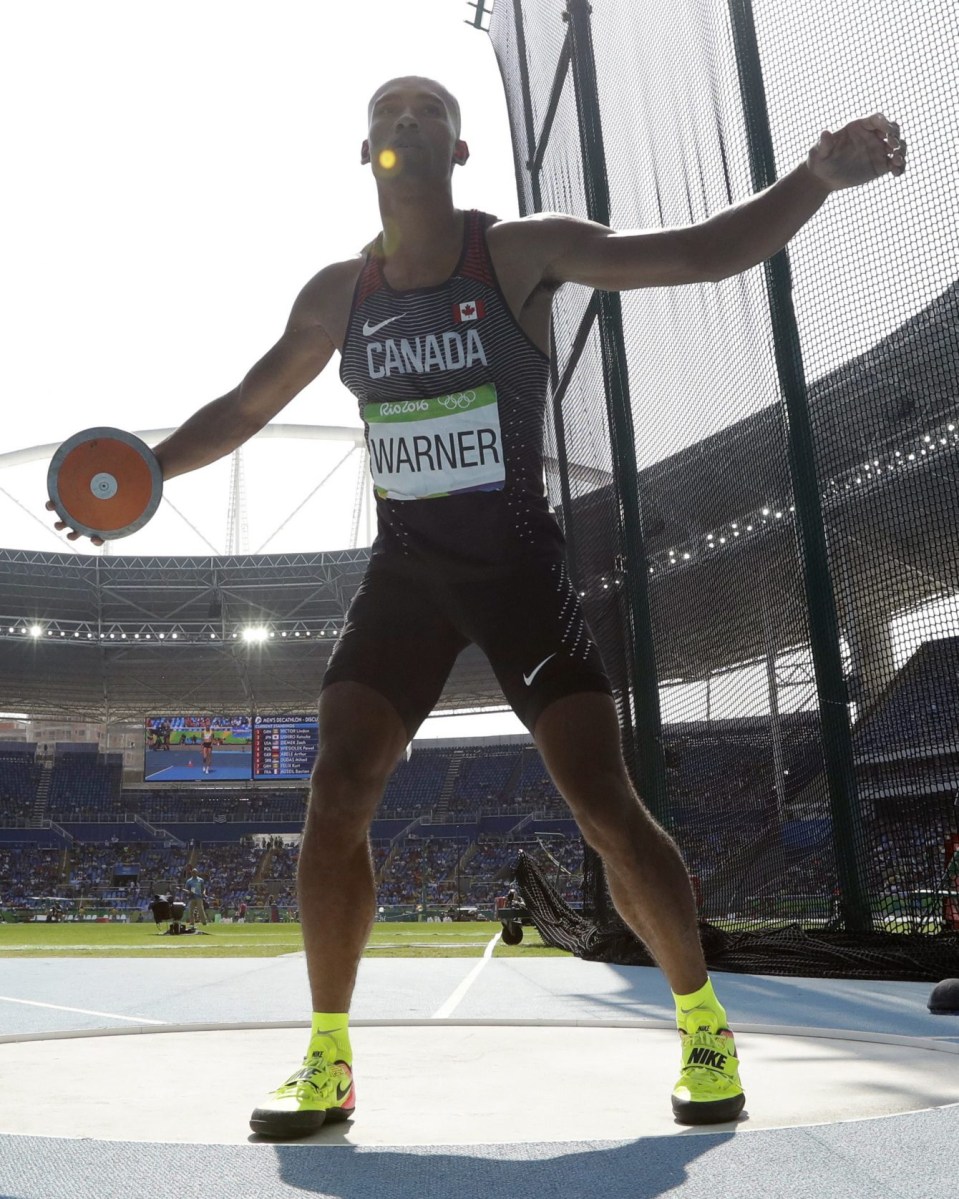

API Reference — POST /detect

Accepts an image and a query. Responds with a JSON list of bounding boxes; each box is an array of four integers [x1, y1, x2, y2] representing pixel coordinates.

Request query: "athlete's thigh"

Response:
[[322, 558, 468, 740], [454, 556, 612, 732]]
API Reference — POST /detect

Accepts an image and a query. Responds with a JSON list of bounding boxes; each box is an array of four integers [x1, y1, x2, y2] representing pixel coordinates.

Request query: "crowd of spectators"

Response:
[[195, 842, 262, 913], [4, 686, 958, 922], [377, 836, 469, 905], [261, 844, 299, 881], [0, 844, 63, 909]]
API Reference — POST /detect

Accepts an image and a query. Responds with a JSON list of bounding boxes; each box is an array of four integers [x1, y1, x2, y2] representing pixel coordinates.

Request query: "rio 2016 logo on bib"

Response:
[[364, 383, 504, 501], [379, 400, 430, 417]]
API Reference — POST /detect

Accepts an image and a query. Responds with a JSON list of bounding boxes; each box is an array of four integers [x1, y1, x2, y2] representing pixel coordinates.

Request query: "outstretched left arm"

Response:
[[702, 113, 906, 281], [537, 113, 906, 289]]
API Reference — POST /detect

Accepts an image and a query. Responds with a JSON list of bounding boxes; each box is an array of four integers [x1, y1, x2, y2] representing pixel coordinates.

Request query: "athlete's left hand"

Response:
[[806, 114, 906, 191]]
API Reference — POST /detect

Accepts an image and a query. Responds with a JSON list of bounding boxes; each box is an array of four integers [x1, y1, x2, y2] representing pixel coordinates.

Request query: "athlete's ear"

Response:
[[453, 139, 470, 167], [361, 139, 371, 166]]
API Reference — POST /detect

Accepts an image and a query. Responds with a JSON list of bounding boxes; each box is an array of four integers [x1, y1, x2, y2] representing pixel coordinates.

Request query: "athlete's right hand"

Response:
[[45, 499, 105, 546]]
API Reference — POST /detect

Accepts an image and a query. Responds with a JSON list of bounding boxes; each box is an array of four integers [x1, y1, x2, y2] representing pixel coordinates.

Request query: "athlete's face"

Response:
[[362, 78, 469, 180]]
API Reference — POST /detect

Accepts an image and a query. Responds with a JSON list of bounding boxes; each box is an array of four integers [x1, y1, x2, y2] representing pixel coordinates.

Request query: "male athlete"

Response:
[[50, 76, 905, 1134]]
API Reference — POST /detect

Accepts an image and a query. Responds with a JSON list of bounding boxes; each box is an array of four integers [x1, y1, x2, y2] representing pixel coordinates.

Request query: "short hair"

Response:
[[368, 76, 461, 139]]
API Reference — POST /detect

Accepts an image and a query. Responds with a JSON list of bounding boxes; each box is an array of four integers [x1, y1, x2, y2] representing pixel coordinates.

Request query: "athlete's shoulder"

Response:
[[291, 255, 366, 320], [488, 211, 587, 246], [484, 213, 578, 302], [485, 212, 583, 273], [285, 253, 367, 345]]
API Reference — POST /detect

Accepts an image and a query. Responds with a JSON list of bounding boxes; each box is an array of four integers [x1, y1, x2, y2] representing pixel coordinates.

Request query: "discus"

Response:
[[47, 427, 163, 539]]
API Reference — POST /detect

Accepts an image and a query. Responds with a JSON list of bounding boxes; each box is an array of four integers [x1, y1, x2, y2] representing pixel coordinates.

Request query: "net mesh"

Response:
[[488, 0, 959, 979]]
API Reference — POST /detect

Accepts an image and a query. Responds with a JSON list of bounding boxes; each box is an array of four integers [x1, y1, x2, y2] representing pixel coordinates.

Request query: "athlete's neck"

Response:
[[376, 186, 463, 288]]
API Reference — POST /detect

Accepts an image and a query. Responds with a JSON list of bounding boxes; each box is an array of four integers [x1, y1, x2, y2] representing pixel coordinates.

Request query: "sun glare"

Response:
[[378, 149, 397, 170]]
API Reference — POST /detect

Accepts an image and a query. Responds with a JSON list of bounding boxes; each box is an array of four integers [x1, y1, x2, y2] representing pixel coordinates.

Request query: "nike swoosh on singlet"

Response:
[[523, 653, 557, 687], [362, 314, 404, 336]]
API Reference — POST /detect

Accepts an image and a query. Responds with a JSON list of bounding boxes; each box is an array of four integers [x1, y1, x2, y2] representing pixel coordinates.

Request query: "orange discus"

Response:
[[47, 427, 163, 539]]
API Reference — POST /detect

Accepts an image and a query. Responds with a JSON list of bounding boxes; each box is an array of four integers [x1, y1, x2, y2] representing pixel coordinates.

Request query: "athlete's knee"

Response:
[[315, 682, 407, 788], [567, 775, 660, 860], [309, 748, 390, 808]]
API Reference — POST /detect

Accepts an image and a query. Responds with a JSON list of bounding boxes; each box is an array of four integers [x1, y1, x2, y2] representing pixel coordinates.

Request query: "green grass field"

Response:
[[0, 920, 568, 959]]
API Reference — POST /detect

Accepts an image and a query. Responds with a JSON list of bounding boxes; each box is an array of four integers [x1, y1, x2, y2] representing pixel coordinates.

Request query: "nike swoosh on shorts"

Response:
[[362, 315, 403, 336], [523, 653, 557, 687]]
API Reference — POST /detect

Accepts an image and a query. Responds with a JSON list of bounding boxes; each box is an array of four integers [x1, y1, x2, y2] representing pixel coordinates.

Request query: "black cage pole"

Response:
[[510, 0, 543, 213], [565, 0, 668, 823], [726, 0, 871, 930]]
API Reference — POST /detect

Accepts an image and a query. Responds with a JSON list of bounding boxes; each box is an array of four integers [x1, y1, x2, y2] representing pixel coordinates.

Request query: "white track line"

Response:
[[0, 995, 167, 1024], [432, 932, 501, 1019], [145, 766, 177, 780]]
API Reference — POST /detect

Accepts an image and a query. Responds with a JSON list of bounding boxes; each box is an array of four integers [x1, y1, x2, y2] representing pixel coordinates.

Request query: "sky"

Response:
[[0, 0, 529, 737]]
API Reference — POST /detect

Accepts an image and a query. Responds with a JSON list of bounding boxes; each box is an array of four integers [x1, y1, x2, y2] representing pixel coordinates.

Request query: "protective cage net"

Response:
[[487, 0, 959, 978]]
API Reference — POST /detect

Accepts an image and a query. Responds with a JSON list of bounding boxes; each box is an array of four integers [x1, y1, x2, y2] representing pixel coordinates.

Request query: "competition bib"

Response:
[[364, 383, 504, 501]]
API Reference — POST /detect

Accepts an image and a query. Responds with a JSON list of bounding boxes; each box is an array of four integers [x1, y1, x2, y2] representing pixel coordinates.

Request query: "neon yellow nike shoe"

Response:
[[671, 1009, 745, 1125], [249, 1037, 355, 1139]]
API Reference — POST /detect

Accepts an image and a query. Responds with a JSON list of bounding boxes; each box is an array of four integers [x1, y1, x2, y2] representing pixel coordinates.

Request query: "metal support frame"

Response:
[[727, 0, 871, 929], [466, 0, 493, 31], [564, 0, 667, 821], [484, 0, 668, 817]]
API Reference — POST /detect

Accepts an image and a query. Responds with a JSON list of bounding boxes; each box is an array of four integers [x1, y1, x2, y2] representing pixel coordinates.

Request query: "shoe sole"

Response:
[[671, 1093, 745, 1125], [249, 1105, 354, 1140]]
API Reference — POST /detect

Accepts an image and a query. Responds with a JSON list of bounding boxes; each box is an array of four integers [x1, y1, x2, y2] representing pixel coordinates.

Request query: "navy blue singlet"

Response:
[[339, 210, 563, 573]]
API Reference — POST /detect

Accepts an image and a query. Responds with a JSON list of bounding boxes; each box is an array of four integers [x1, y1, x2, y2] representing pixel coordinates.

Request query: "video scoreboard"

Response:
[[143, 712, 318, 782], [252, 714, 319, 781]]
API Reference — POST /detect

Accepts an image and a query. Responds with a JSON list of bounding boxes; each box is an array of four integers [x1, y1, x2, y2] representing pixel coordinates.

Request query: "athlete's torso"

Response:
[[339, 211, 562, 574]]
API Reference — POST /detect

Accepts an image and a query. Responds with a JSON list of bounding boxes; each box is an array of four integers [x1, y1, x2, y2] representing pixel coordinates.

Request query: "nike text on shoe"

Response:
[[671, 1012, 745, 1125], [249, 1043, 356, 1139]]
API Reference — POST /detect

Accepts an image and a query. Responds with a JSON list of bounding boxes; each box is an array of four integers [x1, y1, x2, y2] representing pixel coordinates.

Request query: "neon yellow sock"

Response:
[[310, 1012, 352, 1064], [672, 977, 728, 1029]]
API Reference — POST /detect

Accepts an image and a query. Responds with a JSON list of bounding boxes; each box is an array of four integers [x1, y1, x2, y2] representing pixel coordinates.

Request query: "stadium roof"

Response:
[[0, 548, 501, 721]]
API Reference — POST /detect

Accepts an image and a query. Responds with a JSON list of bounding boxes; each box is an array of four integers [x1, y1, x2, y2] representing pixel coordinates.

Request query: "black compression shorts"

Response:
[[321, 553, 612, 738]]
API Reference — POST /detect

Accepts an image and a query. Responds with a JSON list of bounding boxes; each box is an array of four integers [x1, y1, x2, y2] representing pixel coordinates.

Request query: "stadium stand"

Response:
[[855, 637, 959, 758], [3, 657, 958, 926]]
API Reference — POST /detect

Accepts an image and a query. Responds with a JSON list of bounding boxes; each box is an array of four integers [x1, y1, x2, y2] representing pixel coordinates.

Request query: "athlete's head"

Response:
[[362, 76, 469, 178]]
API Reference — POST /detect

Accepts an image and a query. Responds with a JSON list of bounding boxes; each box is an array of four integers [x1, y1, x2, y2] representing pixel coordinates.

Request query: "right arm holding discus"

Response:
[[46, 259, 359, 542]]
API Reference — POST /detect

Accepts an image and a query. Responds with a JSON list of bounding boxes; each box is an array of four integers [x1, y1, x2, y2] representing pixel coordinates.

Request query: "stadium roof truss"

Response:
[[0, 283, 956, 721], [0, 548, 503, 720]]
